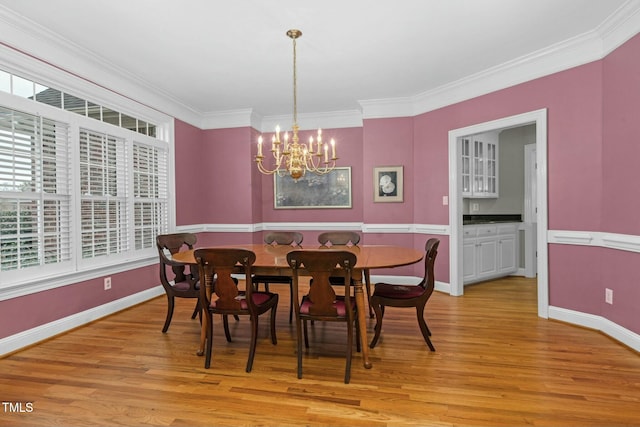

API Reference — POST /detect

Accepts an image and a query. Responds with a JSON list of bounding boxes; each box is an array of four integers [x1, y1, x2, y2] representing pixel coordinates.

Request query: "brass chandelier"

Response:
[[255, 29, 337, 180]]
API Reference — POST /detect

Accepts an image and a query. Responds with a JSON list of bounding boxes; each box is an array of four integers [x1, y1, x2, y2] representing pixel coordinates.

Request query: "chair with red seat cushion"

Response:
[[316, 231, 374, 318], [286, 249, 360, 384], [252, 231, 303, 323], [194, 248, 278, 372], [156, 233, 200, 333], [369, 238, 440, 351]]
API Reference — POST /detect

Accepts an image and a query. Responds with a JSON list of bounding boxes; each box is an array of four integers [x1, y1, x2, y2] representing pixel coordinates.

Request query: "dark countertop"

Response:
[[463, 214, 522, 225]]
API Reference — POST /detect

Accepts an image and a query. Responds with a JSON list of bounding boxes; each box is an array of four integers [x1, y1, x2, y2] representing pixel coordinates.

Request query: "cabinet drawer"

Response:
[[476, 225, 497, 236], [463, 227, 477, 239]]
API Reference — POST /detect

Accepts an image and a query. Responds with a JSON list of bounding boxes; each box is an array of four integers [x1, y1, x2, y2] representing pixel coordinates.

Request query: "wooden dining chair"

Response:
[[194, 248, 279, 372], [368, 238, 440, 351], [252, 231, 303, 323], [156, 233, 200, 333], [287, 250, 360, 384], [317, 231, 374, 318]]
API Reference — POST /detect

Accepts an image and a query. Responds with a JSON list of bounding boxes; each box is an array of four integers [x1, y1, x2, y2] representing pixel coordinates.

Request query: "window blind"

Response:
[[0, 107, 72, 272], [79, 129, 129, 259]]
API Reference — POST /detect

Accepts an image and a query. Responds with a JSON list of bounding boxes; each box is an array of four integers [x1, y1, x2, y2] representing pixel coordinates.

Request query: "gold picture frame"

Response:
[[373, 166, 403, 202]]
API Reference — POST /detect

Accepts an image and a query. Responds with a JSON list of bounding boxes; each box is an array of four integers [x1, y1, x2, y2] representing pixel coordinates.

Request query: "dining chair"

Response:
[[287, 249, 360, 384], [194, 248, 279, 372], [252, 231, 303, 323], [156, 233, 200, 333], [368, 238, 440, 351], [316, 231, 374, 318]]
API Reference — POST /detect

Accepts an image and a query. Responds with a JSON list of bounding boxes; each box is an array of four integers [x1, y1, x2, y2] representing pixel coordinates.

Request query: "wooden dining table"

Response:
[[172, 243, 423, 369]]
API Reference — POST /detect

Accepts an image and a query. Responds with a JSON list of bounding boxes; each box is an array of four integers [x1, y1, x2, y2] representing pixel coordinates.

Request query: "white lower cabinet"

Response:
[[463, 223, 518, 284]]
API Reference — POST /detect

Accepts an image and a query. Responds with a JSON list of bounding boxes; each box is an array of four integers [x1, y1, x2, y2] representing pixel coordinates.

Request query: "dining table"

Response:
[[172, 243, 423, 369]]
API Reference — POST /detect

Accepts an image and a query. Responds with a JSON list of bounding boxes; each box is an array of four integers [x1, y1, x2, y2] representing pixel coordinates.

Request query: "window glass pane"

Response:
[[0, 70, 10, 93], [35, 84, 62, 108], [63, 93, 86, 116], [87, 101, 101, 121], [101, 106, 120, 126], [12, 76, 34, 98], [148, 124, 156, 138], [136, 120, 148, 136], [121, 113, 137, 132]]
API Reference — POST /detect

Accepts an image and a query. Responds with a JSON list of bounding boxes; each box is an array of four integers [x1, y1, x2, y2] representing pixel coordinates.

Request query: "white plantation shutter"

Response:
[[0, 107, 72, 272], [133, 142, 168, 250], [79, 129, 129, 259]]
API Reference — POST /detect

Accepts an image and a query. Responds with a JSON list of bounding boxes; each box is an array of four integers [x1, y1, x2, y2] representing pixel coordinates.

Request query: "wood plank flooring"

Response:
[[1, 277, 639, 426]]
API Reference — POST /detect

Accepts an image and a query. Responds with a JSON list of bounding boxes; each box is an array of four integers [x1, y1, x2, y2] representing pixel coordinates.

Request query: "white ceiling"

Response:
[[0, 0, 636, 125]]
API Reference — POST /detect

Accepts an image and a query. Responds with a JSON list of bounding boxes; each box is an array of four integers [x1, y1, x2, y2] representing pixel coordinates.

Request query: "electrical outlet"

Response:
[[605, 288, 613, 304], [442, 195, 449, 206], [104, 277, 112, 291], [471, 202, 479, 212]]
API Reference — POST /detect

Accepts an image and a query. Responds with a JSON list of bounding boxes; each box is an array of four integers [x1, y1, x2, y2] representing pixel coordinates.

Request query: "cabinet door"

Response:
[[498, 234, 517, 274], [461, 137, 471, 197], [473, 138, 485, 195], [476, 237, 498, 279], [462, 238, 477, 282]]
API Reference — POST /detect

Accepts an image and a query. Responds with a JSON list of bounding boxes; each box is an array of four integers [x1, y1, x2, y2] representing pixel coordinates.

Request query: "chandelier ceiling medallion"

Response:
[[255, 29, 338, 180]]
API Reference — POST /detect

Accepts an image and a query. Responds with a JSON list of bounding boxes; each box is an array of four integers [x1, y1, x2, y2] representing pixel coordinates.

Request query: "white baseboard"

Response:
[[0, 286, 164, 358], [549, 306, 640, 352]]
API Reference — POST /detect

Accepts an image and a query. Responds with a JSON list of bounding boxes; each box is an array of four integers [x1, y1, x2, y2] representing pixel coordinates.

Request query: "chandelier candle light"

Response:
[[255, 29, 338, 180]]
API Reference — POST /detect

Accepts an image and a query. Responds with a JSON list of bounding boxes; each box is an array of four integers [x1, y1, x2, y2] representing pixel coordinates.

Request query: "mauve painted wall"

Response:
[[175, 120, 207, 226], [0, 266, 158, 339], [602, 33, 640, 234]]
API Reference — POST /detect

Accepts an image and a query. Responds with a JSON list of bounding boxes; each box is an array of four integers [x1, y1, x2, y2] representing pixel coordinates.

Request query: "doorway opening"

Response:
[[448, 109, 549, 318]]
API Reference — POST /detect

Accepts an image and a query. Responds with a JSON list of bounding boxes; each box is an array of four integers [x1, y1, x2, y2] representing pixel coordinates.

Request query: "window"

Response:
[[0, 69, 172, 292], [79, 129, 129, 259], [0, 106, 72, 272]]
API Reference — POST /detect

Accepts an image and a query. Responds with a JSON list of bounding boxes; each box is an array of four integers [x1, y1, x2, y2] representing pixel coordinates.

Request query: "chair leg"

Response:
[[345, 318, 353, 384], [295, 315, 303, 379], [288, 284, 294, 324], [162, 295, 175, 333], [223, 315, 232, 342], [364, 269, 374, 318], [303, 319, 310, 348], [204, 312, 213, 369], [369, 297, 384, 348], [270, 297, 279, 344], [191, 300, 199, 320], [416, 306, 435, 351], [246, 316, 258, 373]]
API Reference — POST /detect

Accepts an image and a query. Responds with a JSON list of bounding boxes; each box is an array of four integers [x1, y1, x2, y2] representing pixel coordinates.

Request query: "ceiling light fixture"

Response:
[[255, 29, 338, 180]]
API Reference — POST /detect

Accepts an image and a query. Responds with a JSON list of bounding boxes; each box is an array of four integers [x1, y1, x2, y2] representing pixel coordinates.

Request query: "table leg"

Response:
[[353, 271, 372, 369]]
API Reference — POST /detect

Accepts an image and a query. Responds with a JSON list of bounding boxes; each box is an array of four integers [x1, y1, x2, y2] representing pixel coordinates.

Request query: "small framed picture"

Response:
[[373, 166, 403, 202]]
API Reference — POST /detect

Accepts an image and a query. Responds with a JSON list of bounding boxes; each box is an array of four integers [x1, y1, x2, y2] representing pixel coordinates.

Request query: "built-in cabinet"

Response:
[[461, 132, 499, 198], [463, 222, 518, 284]]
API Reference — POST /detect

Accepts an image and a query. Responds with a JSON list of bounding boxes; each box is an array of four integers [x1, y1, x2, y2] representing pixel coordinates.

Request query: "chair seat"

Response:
[[209, 291, 276, 310], [172, 279, 200, 291], [373, 283, 425, 299], [300, 295, 355, 317]]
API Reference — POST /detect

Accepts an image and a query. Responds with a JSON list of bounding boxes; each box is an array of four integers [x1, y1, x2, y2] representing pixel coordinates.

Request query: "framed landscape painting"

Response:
[[373, 165, 403, 202], [274, 167, 352, 209]]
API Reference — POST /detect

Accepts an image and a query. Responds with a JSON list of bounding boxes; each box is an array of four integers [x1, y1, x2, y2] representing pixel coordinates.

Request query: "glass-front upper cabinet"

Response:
[[461, 132, 498, 198]]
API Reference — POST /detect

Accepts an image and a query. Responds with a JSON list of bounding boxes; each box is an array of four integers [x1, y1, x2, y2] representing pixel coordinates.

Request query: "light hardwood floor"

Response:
[[1, 277, 639, 426]]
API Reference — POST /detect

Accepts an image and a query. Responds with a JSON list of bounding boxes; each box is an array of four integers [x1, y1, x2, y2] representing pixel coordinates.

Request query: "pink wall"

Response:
[[0, 266, 158, 338], [602, 33, 640, 235]]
